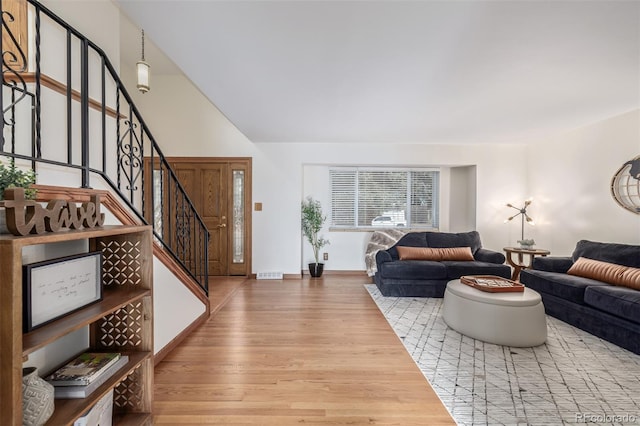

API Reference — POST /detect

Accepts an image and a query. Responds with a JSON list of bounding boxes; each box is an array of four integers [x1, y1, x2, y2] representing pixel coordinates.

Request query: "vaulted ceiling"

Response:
[[116, 0, 640, 144]]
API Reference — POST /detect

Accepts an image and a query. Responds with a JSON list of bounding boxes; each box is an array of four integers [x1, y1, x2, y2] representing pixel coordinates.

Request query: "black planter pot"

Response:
[[308, 263, 324, 278]]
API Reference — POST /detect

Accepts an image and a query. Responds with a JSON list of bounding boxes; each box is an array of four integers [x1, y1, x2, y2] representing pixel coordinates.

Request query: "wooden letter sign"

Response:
[[3, 188, 105, 235]]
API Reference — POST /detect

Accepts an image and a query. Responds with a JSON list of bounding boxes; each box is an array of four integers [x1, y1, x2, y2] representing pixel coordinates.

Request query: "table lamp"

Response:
[[504, 199, 535, 241]]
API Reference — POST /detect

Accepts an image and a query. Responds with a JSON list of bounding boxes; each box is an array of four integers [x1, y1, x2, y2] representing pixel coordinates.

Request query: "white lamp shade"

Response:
[[136, 60, 150, 93]]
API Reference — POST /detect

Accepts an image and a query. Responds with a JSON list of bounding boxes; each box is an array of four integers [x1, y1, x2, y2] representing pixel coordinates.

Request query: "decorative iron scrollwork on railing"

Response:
[[173, 187, 190, 264], [1, 10, 28, 150], [117, 120, 143, 194]]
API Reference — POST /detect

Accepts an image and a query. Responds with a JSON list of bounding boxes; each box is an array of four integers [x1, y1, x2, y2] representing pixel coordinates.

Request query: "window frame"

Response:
[[329, 166, 440, 231]]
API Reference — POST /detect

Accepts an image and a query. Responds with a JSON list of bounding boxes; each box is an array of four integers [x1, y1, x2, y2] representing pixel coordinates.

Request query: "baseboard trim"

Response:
[[250, 273, 302, 280], [250, 271, 368, 279], [154, 309, 209, 365], [301, 270, 368, 277]]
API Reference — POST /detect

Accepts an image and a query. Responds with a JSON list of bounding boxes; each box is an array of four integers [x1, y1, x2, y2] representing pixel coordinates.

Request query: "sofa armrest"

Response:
[[376, 250, 393, 265], [532, 256, 573, 273], [474, 248, 506, 264]]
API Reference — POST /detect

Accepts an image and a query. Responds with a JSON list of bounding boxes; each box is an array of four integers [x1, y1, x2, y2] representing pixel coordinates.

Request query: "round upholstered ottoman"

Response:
[[442, 279, 547, 347]]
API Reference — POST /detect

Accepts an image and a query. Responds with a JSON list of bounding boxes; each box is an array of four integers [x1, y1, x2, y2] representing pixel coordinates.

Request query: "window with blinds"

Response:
[[330, 168, 439, 229]]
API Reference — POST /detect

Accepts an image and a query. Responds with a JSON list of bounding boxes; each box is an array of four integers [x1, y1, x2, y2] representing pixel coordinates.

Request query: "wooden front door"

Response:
[[2, 0, 28, 71], [166, 158, 251, 276]]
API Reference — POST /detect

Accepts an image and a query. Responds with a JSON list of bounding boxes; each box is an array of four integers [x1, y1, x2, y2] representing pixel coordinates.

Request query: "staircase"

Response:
[[1, 0, 209, 294]]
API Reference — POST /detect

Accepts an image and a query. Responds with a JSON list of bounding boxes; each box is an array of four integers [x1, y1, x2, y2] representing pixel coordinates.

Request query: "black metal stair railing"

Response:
[[1, 0, 209, 294]]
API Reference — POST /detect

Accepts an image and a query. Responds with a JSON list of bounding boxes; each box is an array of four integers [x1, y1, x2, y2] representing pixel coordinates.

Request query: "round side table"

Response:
[[503, 247, 550, 281]]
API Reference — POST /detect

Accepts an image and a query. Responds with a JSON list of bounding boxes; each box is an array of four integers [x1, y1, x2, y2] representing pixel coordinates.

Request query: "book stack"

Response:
[[45, 352, 128, 399]]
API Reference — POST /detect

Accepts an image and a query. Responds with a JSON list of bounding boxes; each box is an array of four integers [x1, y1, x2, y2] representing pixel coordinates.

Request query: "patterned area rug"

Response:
[[365, 284, 640, 426]]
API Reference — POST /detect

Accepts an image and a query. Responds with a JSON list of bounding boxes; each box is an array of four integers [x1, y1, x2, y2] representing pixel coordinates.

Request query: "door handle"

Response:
[[217, 223, 227, 228]]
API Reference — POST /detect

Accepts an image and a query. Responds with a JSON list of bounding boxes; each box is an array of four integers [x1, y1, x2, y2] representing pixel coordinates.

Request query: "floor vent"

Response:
[[256, 272, 284, 280]]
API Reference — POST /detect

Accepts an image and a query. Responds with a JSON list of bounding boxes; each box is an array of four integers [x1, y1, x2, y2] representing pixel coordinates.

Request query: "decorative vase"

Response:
[[308, 262, 324, 278], [517, 239, 535, 250], [22, 367, 55, 426]]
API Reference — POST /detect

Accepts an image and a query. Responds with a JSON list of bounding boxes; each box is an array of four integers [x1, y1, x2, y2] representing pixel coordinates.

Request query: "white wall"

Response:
[[123, 73, 257, 158], [449, 166, 477, 233], [27, 2, 638, 280], [121, 71, 529, 274], [118, 19, 639, 276], [153, 259, 206, 353], [39, 0, 120, 71], [526, 109, 640, 256], [295, 144, 525, 272]]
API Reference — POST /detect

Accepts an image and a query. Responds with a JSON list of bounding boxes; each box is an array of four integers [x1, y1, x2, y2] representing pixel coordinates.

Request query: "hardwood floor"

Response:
[[153, 275, 455, 425]]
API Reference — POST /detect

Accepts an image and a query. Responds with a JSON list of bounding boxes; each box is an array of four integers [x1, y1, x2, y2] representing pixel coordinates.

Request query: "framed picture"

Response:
[[23, 252, 103, 332]]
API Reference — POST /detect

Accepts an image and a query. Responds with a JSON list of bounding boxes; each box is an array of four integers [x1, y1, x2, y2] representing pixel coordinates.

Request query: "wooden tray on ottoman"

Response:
[[460, 275, 524, 292]]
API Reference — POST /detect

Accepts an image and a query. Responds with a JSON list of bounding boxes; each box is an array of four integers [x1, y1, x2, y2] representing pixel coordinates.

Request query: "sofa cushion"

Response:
[[568, 257, 640, 290], [441, 261, 511, 280], [531, 256, 574, 273], [397, 246, 474, 261], [584, 285, 640, 325], [425, 231, 482, 254], [379, 260, 447, 279], [374, 274, 448, 297], [519, 269, 610, 304], [473, 248, 506, 264], [572, 240, 640, 268], [386, 232, 429, 260]]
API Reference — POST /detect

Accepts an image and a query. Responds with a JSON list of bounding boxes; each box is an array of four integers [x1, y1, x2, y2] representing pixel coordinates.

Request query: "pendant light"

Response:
[[136, 29, 150, 93]]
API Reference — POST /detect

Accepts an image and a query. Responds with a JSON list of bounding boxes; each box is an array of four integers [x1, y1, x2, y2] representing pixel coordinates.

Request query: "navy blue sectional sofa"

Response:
[[520, 240, 640, 355], [374, 231, 511, 297]]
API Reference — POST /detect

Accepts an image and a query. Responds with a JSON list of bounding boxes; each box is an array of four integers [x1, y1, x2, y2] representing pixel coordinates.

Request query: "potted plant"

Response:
[[301, 196, 329, 277], [0, 159, 36, 233], [0, 160, 36, 200]]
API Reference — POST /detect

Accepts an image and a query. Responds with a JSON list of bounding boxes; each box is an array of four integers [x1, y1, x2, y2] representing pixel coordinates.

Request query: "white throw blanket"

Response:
[[364, 229, 408, 277]]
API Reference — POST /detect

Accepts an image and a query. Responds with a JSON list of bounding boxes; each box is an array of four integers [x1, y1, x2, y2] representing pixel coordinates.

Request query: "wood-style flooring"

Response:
[[153, 275, 455, 425]]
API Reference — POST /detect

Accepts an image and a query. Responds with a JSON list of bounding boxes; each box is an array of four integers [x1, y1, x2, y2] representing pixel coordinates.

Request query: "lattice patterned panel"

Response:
[[99, 239, 142, 286], [114, 366, 144, 411], [97, 302, 143, 348]]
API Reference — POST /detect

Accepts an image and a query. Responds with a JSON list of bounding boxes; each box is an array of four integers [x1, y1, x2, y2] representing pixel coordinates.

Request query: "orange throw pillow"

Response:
[[567, 257, 640, 290], [397, 246, 474, 261]]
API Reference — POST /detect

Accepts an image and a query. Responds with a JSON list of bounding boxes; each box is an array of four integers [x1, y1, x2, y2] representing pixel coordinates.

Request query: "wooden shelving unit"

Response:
[[0, 225, 153, 426]]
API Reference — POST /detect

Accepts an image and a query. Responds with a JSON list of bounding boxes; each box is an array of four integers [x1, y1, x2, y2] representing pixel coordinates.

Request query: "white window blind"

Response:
[[330, 170, 356, 226], [330, 168, 439, 229]]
